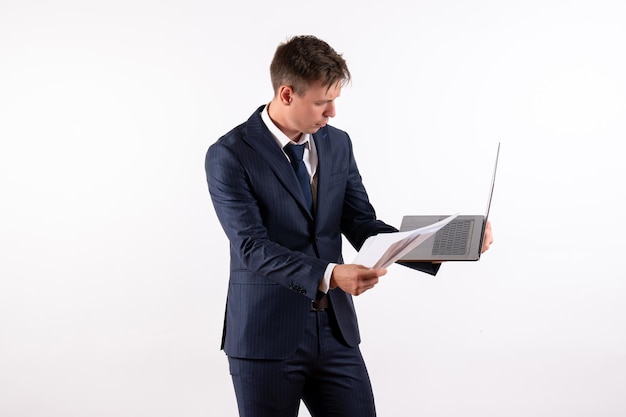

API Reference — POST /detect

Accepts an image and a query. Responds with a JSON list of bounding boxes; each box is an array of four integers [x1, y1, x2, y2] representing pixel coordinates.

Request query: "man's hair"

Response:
[[270, 35, 351, 96]]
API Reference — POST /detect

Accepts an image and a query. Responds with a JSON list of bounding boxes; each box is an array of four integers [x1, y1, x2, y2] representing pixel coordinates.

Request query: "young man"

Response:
[[205, 35, 493, 417]]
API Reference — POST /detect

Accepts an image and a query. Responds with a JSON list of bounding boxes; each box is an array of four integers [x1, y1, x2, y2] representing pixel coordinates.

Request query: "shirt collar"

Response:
[[261, 104, 311, 150]]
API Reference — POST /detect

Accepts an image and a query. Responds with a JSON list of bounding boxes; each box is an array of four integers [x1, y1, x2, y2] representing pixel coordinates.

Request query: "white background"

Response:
[[1, 1, 625, 416]]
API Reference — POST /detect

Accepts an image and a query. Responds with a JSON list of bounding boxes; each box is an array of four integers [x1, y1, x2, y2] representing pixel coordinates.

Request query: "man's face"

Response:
[[288, 81, 340, 135]]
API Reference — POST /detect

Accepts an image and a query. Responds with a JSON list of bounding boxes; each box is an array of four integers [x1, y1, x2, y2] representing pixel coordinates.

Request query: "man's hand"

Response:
[[329, 264, 387, 296], [481, 221, 494, 253]]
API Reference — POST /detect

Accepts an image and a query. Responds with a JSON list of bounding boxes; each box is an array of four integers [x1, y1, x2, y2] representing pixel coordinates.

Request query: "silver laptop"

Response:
[[398, 143, 500, 262]]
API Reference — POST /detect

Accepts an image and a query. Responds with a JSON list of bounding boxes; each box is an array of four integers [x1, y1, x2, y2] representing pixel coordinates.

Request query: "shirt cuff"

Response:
[[318, 263, 336, 293]]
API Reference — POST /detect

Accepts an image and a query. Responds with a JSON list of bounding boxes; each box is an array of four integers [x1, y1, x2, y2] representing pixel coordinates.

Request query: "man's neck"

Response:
[[266, 100, 301, 142]]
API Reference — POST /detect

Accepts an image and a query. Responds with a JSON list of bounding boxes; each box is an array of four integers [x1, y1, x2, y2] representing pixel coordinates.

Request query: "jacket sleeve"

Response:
[[205, 137, 328, 299]]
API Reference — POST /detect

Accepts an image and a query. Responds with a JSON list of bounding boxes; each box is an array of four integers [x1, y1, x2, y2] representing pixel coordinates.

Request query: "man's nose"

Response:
[[323, 102, 336, 118]]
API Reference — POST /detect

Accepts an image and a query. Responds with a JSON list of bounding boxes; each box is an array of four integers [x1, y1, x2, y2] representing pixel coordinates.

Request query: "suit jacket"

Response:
[[205, 105, 438, 359]]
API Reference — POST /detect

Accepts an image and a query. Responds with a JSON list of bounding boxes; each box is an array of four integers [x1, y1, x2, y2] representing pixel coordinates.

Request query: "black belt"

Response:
[[311, 293, 330, 311]]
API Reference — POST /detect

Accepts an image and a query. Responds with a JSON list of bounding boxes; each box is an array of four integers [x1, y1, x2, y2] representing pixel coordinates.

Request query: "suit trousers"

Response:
[[228, 307, 377, 417]]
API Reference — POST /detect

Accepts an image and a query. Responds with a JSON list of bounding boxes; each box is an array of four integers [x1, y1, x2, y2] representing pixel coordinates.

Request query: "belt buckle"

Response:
[[310, 301, 326, 312], [310, 294, 329, 311]]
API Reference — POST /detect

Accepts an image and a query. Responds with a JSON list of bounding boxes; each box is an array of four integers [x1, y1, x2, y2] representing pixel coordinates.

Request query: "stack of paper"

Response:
[[352, 214, 458, 268]]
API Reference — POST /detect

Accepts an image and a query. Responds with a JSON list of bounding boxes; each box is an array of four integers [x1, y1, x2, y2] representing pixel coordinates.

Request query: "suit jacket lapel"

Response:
[[243, 107, 314, 219], [312, 127, 331, 219]]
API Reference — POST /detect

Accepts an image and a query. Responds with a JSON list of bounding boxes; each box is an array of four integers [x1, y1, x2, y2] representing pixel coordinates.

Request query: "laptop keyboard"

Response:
[[432, 219, 473, 256]]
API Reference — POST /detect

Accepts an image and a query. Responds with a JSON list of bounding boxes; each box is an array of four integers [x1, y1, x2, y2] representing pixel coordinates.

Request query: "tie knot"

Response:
[[284, 143, 306, 162]]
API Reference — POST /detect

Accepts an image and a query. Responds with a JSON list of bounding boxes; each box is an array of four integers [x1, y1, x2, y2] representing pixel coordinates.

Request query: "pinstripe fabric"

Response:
[[229, 310, 376, 417]]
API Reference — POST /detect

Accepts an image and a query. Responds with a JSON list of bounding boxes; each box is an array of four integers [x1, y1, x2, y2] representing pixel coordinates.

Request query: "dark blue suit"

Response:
[[206, 105, 438, 415]]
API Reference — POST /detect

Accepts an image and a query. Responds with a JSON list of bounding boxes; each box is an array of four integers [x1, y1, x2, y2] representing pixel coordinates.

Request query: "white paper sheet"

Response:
[[352, 214, 459, 268]]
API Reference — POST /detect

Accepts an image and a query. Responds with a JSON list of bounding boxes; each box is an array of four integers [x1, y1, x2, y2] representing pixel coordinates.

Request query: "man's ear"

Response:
[[279, 85, 294, 105]]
